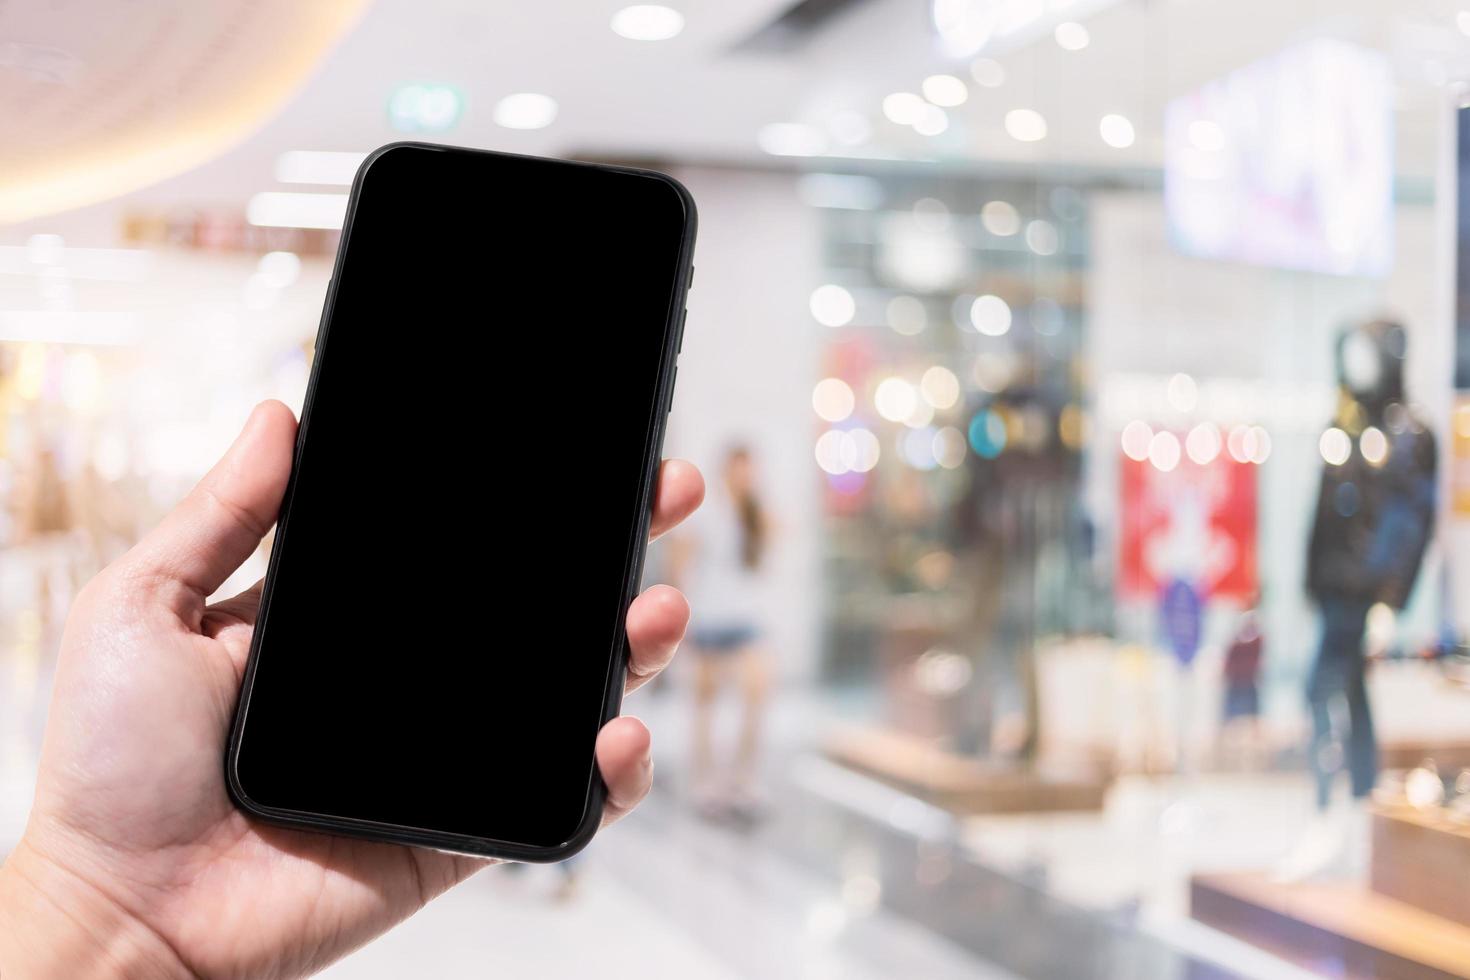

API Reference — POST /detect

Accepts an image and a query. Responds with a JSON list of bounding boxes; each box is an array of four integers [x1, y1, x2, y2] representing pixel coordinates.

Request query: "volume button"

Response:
[[676, 309, 687, 352], [666, 367, 678, 415]]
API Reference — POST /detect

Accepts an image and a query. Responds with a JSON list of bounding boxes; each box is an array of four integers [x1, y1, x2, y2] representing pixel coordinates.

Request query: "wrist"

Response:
[[0, 837, 190, 979]]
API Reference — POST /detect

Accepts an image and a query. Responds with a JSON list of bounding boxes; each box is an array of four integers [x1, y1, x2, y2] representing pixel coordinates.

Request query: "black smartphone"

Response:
[[225, 142, 696, 862]]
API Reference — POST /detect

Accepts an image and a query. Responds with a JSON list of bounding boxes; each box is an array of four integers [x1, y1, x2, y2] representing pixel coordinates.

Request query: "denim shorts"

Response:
[[691, 623, 758, 655]]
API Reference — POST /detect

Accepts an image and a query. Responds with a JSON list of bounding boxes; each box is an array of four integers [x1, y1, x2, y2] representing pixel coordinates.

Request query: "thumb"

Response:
[[125, 401, 296, 611]]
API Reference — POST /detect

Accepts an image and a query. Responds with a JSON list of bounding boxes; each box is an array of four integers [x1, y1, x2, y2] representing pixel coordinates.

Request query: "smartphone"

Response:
[[225, 142, 696, 862]]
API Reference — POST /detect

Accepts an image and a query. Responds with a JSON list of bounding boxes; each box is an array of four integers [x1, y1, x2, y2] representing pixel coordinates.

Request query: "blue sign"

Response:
[[1161, 578, 1203, 665]]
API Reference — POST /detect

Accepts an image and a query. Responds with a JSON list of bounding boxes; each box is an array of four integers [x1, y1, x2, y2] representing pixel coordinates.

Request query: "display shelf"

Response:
[[1191, 872, 1470, 979], [1372, 804, 1470, 928], [823, 725, 1109, 814], [1380, 740, 1470, 772]]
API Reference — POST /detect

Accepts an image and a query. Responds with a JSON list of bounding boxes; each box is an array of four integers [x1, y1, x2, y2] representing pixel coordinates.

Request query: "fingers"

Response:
[[649, 459, 703, 541], [202, 578, 266, 631], [625, 584, 688, 693], [124, 402, 296, 609], [596, 716, 652, 827]]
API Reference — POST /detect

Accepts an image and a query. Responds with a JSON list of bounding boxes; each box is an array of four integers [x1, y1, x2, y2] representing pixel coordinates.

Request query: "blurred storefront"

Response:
[[8, 0, 1470, 977]]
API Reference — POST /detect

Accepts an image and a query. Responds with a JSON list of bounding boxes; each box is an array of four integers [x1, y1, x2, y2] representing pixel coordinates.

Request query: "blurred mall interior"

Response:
[[7, 0, 1470, 976]]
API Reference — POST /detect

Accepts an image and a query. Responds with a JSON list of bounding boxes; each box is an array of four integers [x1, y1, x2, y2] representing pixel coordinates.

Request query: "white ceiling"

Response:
[[8, 0, 1470, 228]]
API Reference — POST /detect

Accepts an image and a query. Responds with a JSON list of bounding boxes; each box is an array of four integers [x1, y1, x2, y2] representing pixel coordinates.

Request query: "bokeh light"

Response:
[[812, 377, 855, 422], [968, 410, 1007, 458], [1185, 422, 1221, 465], [1148, 430, 1181, 471], [886, 295, 928, 335], [980, 200, 1020, 236], [810, 284, 856, 326], [969, 294, 1012, 336], [919, 365, 961, 409], [875, 377, 918, 422], [933, 426, 967, 468], [1319, 427, 1351, 465], [1360, 425, 1388, 466], [1121, 420, 1153, 461]]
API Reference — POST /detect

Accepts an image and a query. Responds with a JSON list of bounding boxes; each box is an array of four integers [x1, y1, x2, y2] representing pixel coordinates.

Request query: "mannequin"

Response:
[[1283, 318, 1437, 879]]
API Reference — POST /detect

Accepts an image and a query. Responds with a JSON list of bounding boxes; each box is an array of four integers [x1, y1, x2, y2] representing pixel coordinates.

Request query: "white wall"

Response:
[[1085, 191, 1447, 710], [661, 166, 825, 681]]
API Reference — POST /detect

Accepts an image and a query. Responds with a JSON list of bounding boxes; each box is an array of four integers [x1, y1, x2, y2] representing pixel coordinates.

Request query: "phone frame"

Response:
[[224, 142, 696, 862]]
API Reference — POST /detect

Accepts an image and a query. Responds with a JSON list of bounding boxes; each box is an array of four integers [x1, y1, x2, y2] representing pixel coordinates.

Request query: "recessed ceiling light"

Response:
[[1054, 21, 1090, 51], [758, 122, 826, 156], [970, 58, 1006, 88], [922, 74, 969, 107], [913, 105, 950, 136], [883, 92, 926, 125], [1099, 113, 1135, 148], [494, 93, 558, 130], [611, 5, 684, 41], [1004, 108, 1047, 142]]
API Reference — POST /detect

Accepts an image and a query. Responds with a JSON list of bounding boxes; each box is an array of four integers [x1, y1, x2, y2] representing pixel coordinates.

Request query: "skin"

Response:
[[0, 401, 705, 979]]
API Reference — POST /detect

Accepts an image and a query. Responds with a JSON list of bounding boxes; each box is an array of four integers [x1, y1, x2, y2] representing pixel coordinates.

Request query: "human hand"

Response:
[[0, 401, 704, 979]]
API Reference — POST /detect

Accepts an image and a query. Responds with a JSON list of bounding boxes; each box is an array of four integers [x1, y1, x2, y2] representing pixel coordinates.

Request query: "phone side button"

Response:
[[667, 367, 678, 414], [676, 309, 687, 352]]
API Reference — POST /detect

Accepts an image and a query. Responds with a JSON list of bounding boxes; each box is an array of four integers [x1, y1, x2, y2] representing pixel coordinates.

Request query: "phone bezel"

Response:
[[224, 141, 696, 862]]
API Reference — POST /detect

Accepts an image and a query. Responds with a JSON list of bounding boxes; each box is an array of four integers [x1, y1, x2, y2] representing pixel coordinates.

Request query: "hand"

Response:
[[0, 401, 704, 979]]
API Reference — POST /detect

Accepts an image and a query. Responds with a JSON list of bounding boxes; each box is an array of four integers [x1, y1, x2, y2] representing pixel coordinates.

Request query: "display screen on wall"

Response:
[[1164, 39, 1393, 277]]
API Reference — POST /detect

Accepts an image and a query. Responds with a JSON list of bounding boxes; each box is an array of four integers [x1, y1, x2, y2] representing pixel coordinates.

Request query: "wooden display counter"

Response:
[[823, 725, 1110, 814], [1380, 740, 1470, 772], [1372, 805, 1470, 929], [1192, 872, 1470, 979]]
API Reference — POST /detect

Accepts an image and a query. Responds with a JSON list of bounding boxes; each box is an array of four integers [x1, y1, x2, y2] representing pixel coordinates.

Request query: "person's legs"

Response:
[[1308, 602, 1347, 811], [690, 653, 723, 790], [1307, 599, 1370, 810], [732, 645, 771, 793], [1342, 647, 1377, 800]]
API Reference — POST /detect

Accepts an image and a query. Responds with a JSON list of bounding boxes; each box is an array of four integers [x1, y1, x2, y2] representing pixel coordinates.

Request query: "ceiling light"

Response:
[[1004, 108, 1047, 142], [1099, 113, 1135, 148], [883, 92, 926, 125], [913, 105, 949, 136], [494, 93, 558, 130], [388, 83, 462, 133], [611, 5, 684, 41], [759, 122, 826, 156], [1054, 21, 1089, 51], [970, 58, 1005, 88], [275, 150, 367, 185], [922, 74, 969, 107], [932, 0, 996, 57], [246, 192, 349, 229]]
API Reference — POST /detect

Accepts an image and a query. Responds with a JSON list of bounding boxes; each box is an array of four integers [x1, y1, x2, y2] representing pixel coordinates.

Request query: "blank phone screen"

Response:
[[232, 144, 688, 849]]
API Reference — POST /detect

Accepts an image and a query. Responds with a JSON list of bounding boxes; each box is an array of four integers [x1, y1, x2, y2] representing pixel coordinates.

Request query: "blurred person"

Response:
[[0, 402, 705, 978], [1218, 600, 1265, 768], [1282, 318, 1436, 880], [670, 444, 774, 821], [12, 443, 81, 633]]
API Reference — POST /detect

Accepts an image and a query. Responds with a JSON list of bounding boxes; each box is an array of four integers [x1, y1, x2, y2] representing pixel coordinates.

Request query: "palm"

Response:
[[32, 561, 482, 979], [15, 402, 702, 979]]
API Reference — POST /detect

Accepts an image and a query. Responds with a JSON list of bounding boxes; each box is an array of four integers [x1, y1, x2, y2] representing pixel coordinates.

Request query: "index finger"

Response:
[[649, 459, 703, 541]]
